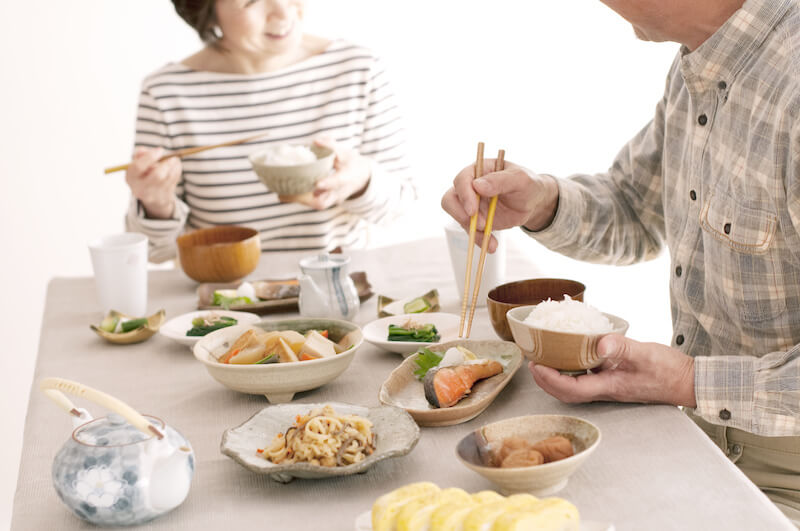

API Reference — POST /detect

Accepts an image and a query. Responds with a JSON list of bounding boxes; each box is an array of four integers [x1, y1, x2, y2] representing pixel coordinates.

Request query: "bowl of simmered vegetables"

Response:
[[192, 318, 363, 403]]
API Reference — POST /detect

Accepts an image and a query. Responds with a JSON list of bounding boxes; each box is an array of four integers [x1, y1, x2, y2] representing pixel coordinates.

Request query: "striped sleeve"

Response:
[[345, 55, 416, 224], [124, 84, 190, 263]]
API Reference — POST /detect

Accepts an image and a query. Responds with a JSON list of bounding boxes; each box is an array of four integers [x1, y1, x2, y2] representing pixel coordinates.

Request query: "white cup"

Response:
[[444, 221, 507, 307], [88, 233, 148, 316]]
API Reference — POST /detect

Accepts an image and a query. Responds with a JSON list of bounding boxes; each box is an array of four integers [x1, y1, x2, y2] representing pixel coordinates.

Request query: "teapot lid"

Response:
[[299, 252, 350, 270], [73, 414, 165, 447]]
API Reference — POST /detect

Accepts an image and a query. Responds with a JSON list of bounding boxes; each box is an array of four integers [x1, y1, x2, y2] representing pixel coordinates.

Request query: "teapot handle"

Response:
[[40, 377, 165, 440]]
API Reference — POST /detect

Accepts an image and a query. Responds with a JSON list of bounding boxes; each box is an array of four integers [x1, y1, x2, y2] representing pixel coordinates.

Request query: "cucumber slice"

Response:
[[99, 316, 120, 333], [403, 297, 430, 314], [120, 318, 148, 333]]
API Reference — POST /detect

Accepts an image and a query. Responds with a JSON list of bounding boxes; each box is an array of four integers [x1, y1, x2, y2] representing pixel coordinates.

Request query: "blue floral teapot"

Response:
[[40, 377, 194, 526]]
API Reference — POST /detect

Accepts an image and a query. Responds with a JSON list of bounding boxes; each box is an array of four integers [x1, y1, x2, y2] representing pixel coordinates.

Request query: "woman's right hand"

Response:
[[440, 159, 560, 253], [125, 147, 182, 219]]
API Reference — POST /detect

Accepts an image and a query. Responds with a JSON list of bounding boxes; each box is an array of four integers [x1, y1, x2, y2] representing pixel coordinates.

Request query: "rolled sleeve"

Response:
[[125, 196, 189, 263]]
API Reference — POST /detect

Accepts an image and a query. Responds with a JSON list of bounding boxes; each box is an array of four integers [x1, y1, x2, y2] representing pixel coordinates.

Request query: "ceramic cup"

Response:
[[444, 221, 506, 307], [88, 233, 148, 316]]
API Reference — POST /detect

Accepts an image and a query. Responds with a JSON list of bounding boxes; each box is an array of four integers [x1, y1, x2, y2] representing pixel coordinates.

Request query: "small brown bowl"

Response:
[[487, 279, 586, 341], [176, 226, 260, 283]]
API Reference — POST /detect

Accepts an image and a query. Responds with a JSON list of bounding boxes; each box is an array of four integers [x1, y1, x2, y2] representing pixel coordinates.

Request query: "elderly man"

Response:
[[442, 0, 800, 523]]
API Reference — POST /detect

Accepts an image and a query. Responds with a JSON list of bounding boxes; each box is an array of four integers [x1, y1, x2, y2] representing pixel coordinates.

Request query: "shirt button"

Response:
[[731, 444, 742, 454], [718, 81, 727, 90], [724, 223, 731, 234], [698, 114, 708, 126], [719, 409, 731, 420], [675, 265, 682, 277], [676, 334, 684, 345], [690, 190, 697, 201]]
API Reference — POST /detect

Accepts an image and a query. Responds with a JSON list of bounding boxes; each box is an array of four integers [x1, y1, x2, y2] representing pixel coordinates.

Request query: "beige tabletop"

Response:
[[11, 236, 794, 530]]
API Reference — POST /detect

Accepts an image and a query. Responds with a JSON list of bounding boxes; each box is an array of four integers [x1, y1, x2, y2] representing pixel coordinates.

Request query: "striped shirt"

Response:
[[530, 0, 800, 436], [126, 40, 415, 262]]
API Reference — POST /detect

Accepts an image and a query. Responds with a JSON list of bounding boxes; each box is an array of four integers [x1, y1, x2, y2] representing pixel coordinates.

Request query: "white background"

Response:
[[0, 1, 678, 527]]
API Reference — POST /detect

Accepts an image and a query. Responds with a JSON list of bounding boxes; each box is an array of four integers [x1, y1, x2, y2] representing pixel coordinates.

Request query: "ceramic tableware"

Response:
[[90, 309, 166, 345], [506, 305, 629, 371], [298, 253, 360, 320], [159, 310, 261, 349], [378, 339, 522, 427], [193, 319, 363, 403], [444, 221, 507, 307], [248, 143, 335, 202], [40, 377, 194, 527], [362, 312, 461, 356], [220, 402, 419, 483], [456, 414, 601, 496], [88, 233, 148, 316]]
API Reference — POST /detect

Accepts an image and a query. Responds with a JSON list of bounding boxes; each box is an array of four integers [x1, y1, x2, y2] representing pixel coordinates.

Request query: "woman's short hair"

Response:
[[171, 0, 217, 43]]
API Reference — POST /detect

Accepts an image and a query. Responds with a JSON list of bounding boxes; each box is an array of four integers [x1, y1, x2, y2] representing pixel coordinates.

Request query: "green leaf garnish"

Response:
[[412, 347, 443, 380]]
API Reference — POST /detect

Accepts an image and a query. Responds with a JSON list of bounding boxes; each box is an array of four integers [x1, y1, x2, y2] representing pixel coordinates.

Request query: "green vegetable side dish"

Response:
[[99, 315, 147, 334], [212, 291, 253, 309], [387, 323, 440, 343], [186, 316, 238, 337], [403, 297, 431, 314], [412, 348, 444, 380]]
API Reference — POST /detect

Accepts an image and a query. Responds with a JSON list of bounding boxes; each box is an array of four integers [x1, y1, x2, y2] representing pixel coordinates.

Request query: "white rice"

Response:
[[524, 295, 613, 334], [257, 144, 317, 166]]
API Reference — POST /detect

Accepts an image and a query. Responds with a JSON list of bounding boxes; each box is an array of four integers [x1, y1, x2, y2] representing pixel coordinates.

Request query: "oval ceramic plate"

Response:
[[353, 512, 614, 531], [378, 339, 522, 427], [362, 313, 461, 356], [159, 310, 261, 349], [220, 402, 420, 483]]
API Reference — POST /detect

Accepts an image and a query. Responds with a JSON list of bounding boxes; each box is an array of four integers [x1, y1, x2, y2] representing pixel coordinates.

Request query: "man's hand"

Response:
[[440, 160, 559, 253], [530, 334, 697, 407]]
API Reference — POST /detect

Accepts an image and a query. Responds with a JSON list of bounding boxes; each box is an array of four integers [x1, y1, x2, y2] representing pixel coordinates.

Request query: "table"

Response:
[[11, 237, 793, 530]]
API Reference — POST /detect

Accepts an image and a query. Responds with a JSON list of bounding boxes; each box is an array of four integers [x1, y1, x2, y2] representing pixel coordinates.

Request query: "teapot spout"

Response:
[[147, 440, 194, 512], [298, 273, 330, 317]]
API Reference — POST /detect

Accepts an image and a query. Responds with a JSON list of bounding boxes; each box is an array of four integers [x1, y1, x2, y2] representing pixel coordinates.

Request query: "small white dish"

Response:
[[160, 310, 261, 349], [362, 313, 461, 356], [221, 402, 419, 483]]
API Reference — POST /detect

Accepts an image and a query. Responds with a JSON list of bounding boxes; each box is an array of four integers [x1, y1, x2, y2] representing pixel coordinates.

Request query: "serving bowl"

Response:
[[456, 414, 601, 496], [176, 226, 260, 283], [159, 310, 261, 349], [221, 402, 419, 483], [487, 278, 586, 341], [248, 144, 334, 201], [193, 318, 362, 403], [506, 305, 628, 372], [378, 339, 522, 427]]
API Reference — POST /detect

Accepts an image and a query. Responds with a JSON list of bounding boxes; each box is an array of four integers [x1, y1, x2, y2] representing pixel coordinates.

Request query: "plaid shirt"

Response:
[[530, 0, 800, 436]]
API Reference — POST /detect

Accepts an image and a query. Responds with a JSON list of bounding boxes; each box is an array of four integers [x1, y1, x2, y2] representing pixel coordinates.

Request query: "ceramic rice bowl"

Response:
[[248, 144, 334, 199], [505, 305, 629, 372], [192, 319, 362, 403], [456, 414, 601, 496]]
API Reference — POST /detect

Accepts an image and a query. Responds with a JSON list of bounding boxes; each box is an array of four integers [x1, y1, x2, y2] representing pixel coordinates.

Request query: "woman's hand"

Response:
[[293, 136, 371, 210], [530, 334, 697, 407], [125, 147, 181, 219], [440, 160, 560, 252]]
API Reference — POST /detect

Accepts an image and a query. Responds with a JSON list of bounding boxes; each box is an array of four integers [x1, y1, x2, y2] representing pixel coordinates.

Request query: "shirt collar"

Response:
[[680, 0, 792, 94]]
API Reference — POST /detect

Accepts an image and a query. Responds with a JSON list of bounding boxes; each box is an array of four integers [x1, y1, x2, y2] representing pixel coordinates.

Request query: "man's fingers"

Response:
[[530, 362, 609, 403]]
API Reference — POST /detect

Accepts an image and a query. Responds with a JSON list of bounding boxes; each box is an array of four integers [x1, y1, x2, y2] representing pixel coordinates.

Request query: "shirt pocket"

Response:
[[699, 192, 783, 323]]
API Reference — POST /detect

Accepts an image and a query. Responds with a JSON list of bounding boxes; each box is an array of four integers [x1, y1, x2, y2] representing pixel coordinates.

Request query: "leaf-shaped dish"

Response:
[[377, 289, 439, 317], [197, 272, 373, 314], [220, 402, 420, 483], [90, 309, 166, 345], [378, 339, 522, 427]]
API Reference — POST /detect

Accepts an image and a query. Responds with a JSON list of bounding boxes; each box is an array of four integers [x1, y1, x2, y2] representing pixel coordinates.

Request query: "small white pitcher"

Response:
[[298, 253, 360, 321]]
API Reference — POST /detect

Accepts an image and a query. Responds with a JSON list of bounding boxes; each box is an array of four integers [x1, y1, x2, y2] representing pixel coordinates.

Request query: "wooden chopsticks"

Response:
[[459, 143, 505, 338], [103, 131, 270, 174]]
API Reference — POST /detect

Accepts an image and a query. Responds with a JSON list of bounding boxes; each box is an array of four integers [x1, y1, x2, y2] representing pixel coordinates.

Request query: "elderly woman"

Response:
[[125, 0, 415, 262]]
